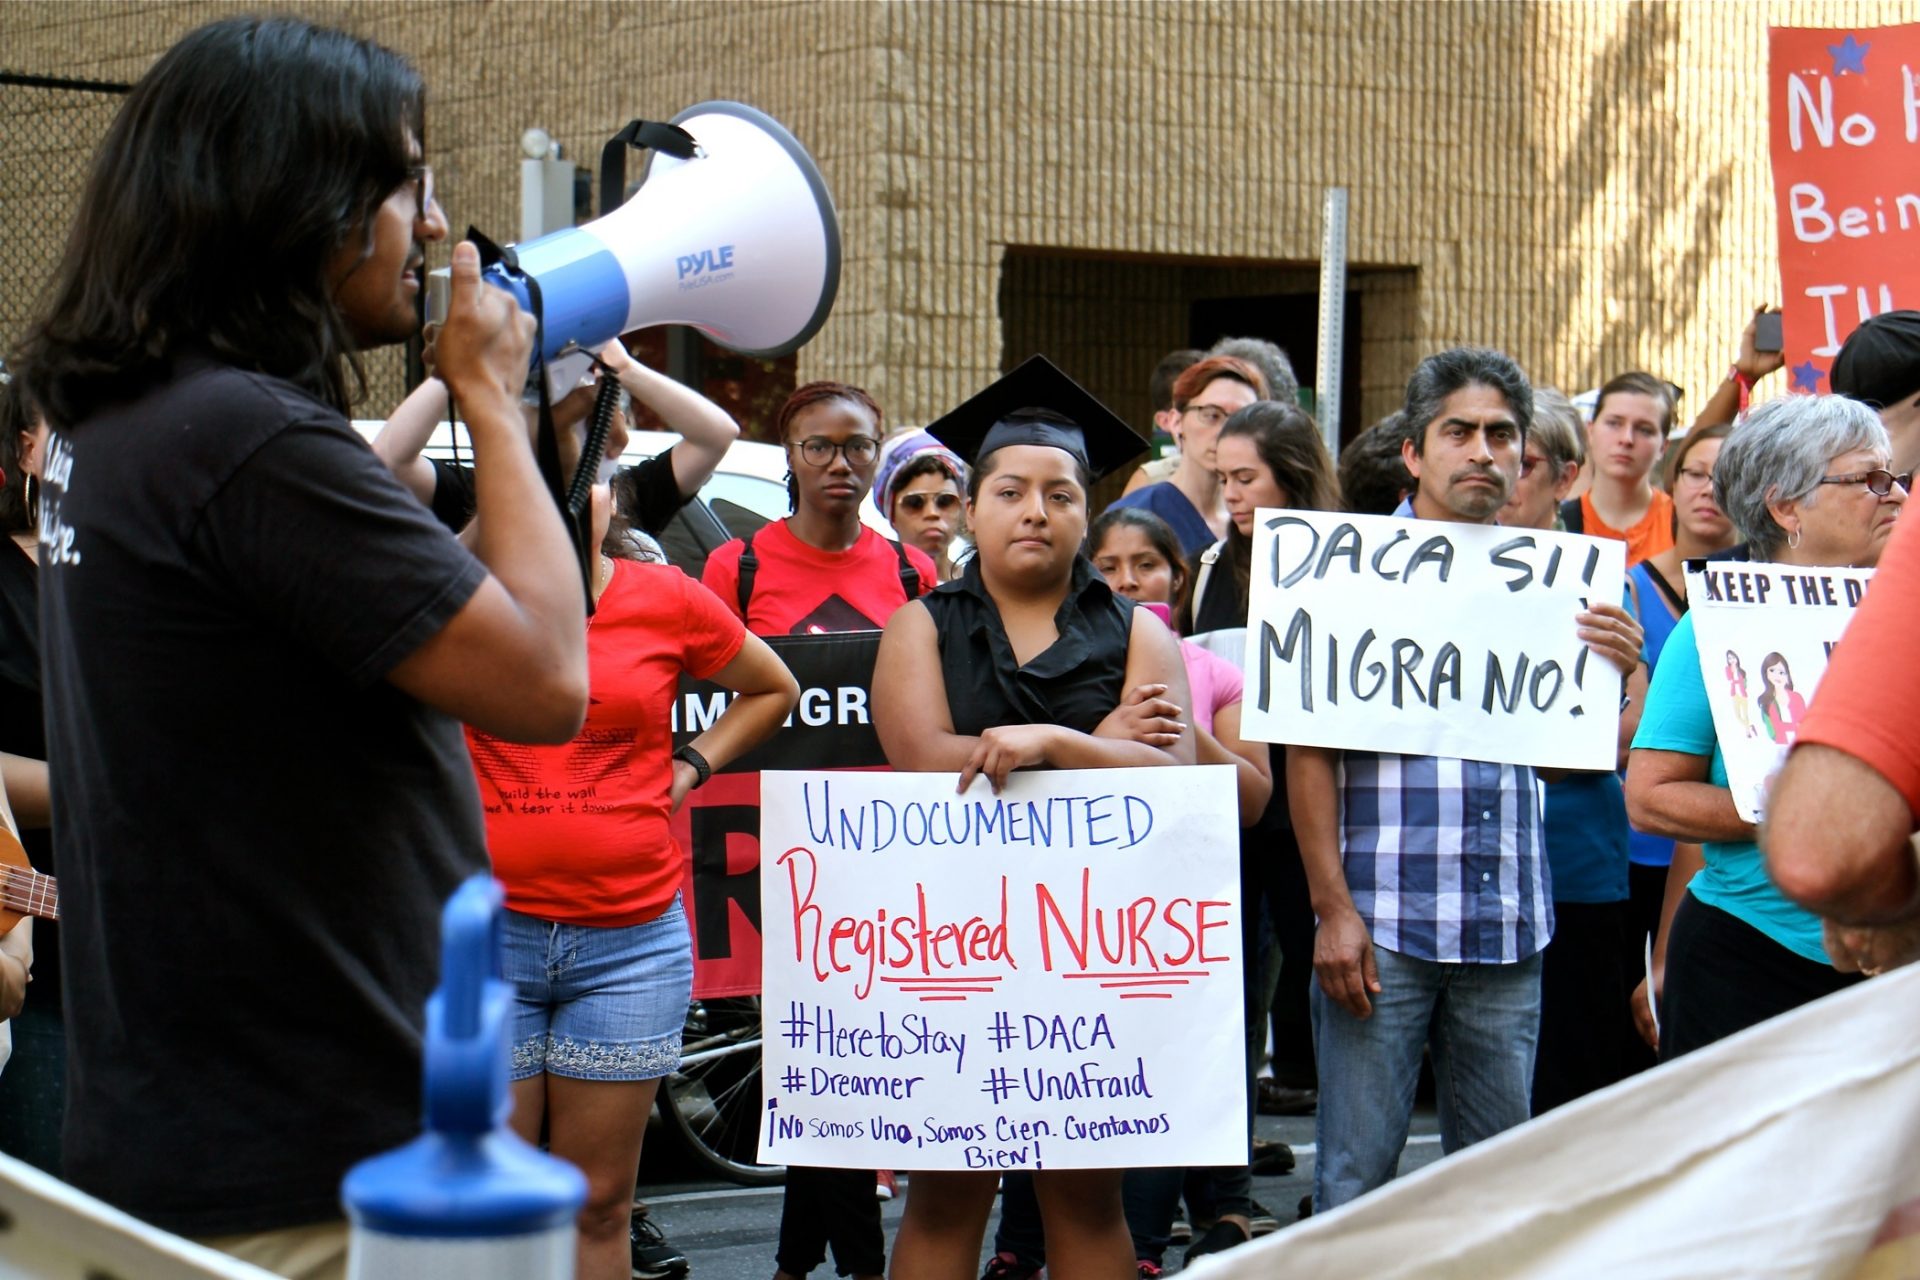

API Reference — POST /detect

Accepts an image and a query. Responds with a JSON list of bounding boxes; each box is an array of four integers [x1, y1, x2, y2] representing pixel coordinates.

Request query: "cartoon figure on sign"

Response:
[[1756, 651, 1807, 744], [1724, 650, 1756, 738]]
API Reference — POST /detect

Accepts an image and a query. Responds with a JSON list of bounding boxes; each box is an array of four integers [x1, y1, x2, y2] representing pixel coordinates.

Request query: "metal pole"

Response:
[[1316, 187, 1350, 455]]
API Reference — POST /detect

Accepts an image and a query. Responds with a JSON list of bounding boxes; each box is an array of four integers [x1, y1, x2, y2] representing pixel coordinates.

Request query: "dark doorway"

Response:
[[1189, 292, 1363, 446]]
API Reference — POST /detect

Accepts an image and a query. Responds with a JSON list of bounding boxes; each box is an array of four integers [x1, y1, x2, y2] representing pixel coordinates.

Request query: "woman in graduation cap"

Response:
[[873, 357, 1197, 1278]]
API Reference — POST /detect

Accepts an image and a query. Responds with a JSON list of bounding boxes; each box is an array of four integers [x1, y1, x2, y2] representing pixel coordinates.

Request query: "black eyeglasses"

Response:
[[792, 435, 879, 467], [897, 492, 960, 513], [1817, 468, 1912, 497]]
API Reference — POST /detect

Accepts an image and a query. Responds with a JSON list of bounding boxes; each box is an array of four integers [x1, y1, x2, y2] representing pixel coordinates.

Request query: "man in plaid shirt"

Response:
[[1288, 348, 1644, 1211]]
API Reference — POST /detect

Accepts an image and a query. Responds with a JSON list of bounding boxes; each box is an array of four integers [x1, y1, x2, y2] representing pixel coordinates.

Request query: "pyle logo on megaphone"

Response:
[[427, 101, 840, 397], [676, 244, 736, 288]]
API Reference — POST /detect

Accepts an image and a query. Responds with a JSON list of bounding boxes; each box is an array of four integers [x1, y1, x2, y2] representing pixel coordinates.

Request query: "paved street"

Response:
[[635, 1107, 1446, 1277]]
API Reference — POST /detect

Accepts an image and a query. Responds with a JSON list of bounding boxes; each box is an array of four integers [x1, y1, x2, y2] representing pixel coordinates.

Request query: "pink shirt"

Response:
[[1179, 638, 1244, 737]]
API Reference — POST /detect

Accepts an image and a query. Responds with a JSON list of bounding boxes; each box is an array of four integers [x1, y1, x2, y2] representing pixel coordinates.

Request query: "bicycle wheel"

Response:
[[658, 997, 785, 1186]]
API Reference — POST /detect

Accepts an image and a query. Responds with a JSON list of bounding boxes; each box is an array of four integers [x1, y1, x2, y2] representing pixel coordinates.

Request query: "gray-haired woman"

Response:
[[1625, 394, 1905, 1058]]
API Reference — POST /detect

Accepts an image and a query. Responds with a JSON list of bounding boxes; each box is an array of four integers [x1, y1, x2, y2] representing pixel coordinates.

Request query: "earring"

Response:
[[22, 474, 36, 527], [1786, 526, 1802, 550]]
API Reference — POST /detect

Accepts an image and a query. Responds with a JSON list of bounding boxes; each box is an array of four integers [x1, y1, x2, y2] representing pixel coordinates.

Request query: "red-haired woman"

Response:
[[701, 382, 936, 634]]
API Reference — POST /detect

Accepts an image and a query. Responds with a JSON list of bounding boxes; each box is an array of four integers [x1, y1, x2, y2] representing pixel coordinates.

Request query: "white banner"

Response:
[[1193, 961, 1920, 1280], [1238, 510, 1626, 769], [756, 766, 1245, 1170], [1684, 560, 1872, 821], [0, 1149, 280, 1279]]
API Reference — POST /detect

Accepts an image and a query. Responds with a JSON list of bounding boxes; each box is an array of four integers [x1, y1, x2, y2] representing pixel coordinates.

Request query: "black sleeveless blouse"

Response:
[[922, 554, 1133, 736]]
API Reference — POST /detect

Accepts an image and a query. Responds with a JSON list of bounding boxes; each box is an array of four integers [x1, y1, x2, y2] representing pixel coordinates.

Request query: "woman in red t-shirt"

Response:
[[702, 382, 935, 635], [468, 474, 798, 1280]]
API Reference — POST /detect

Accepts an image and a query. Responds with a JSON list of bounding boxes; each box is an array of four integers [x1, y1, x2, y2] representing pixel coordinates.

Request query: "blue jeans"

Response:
[[1311, 946, 1541, 1212]]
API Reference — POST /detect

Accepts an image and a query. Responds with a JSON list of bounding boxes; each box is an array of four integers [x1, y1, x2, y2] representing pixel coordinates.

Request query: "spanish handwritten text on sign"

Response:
[[1237, 510, 1625, 770], [758, 766, 1245, 1170], [1769, 23, 1920, 394], [1683, 560, 1873, 822]]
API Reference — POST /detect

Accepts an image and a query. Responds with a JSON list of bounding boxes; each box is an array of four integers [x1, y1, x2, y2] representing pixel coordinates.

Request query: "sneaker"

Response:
[[876, 1169, 897, 1201], [1248, 1199, 1281, 1237], [1136, 1262, 1164, 1279], [980, 1252, 1043, 1280], [1184, 1219, 1251, 1263], [630, 1210, 690, 1279], [1168, 1217, 1192, 1245]]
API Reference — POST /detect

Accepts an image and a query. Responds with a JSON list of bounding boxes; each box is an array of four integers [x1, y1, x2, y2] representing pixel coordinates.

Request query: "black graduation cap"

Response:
[[925, 355, 1148, 481]]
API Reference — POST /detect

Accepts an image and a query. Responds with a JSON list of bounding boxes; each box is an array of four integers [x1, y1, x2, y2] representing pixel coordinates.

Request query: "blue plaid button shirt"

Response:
[[1332, 499, 1555, 965], [1337, 752, 1553, 964]]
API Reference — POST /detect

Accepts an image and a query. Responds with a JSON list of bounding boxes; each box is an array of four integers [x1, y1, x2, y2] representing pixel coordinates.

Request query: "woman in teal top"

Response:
[[1627, 395, 1904, 1058]]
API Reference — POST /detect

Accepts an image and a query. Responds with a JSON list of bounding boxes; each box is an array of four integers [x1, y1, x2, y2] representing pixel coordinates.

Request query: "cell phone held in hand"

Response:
[[1755, 311, 1783, 353]]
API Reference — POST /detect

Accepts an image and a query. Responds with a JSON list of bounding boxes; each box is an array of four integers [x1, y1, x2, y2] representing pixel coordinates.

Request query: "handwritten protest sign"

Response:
[[671, 631, 885, 998], [1238, 510, 1625, 770], [1683, 560, 1873, 821], [758, 766, 1245, 1170], [1769, 22, 1920, 392]]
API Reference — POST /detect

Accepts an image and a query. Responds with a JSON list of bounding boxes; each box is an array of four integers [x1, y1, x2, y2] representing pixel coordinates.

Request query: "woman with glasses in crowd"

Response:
[[1622, 424, 1736, 1049], [1627, 395, 1906, 1058], [1106, 355, 1268, 558], [702, 382, 935, 635]]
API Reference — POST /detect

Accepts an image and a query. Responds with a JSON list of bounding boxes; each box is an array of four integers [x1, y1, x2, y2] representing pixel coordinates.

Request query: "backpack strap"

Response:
[[735, 528, 758, 616], [890, 536, 922, 599], [1192, 540, 1224, 623]]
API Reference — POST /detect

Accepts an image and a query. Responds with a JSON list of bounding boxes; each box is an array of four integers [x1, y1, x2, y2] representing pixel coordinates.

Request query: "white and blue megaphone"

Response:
[[432, 101, 840, 397]]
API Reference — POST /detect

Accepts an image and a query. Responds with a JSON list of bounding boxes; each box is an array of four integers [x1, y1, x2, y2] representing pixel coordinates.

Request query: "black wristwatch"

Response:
[[673, 744, 712, 788]]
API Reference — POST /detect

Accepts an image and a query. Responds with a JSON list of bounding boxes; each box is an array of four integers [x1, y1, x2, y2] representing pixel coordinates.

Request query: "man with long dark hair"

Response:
[[16, 17, 586, 1274]]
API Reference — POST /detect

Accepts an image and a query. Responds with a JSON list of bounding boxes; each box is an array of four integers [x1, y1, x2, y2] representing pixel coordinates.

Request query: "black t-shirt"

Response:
[[39, 359, 489, 1235], [428, 446, 686, 535]]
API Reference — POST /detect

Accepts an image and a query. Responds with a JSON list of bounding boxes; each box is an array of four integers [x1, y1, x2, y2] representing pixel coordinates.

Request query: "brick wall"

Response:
[[2, 0, 1911, 434]]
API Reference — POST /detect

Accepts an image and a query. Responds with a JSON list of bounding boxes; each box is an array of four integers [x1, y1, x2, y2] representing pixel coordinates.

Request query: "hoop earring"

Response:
[[21, 474, 36, 528], [1786, 526, 1802, 550]]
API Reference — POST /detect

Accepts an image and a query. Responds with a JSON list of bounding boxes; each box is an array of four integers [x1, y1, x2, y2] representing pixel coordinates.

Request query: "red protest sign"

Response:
[[1769, 23, 1920, 392]]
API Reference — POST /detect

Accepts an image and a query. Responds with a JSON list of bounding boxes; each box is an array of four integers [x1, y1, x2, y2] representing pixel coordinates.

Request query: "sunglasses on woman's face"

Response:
[[897, 492, 960, 513]]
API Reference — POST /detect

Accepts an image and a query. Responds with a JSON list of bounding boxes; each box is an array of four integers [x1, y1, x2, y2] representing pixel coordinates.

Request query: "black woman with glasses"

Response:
[[1627, 393, 1906, 1060], [702, 381, 936, 636]]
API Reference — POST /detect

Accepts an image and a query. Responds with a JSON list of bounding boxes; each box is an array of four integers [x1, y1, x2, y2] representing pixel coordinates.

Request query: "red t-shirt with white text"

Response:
[[468, 560, 745, 925]]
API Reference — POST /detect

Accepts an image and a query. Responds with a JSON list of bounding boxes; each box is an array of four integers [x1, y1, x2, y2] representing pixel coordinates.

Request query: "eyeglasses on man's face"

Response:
[[1817, 468, 1912, 497], [792, 435, 880, 468]]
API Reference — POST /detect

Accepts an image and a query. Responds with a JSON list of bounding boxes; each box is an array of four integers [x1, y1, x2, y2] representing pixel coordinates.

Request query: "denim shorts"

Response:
[[501, 896, 693, 1082]]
